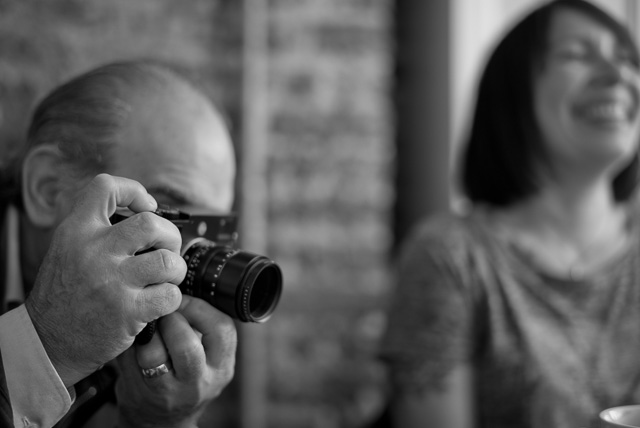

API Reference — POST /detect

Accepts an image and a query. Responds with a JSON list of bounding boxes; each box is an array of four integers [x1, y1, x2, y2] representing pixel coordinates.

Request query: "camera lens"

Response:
[[245, 260, 282, 320], [181, 243, 283, 322]]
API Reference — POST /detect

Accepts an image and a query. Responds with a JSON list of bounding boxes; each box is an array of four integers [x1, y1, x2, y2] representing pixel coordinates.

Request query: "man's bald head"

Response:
[[15, 60, 235, 211]]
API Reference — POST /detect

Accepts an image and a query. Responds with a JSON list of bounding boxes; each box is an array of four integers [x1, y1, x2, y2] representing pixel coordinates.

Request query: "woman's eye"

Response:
[[555, 46, 590, 61], [615, 50, 637, 67]]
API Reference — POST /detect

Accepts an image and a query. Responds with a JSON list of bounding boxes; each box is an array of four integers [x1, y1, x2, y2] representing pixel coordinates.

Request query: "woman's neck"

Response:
[[515, 184, 620, 238], [492, 180, 631, 278]]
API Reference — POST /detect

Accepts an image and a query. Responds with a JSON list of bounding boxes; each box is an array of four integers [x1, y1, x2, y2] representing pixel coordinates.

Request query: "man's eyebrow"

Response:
[[145, 185, 191, 206]]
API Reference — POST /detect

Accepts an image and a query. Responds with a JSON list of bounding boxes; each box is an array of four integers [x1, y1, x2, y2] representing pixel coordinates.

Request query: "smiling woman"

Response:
[[535, 8, 640, 175], [379, 1, 640, 428]]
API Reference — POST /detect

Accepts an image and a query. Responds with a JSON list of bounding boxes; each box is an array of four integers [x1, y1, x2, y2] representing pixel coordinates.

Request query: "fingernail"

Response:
[[146, 193, 158, 209]]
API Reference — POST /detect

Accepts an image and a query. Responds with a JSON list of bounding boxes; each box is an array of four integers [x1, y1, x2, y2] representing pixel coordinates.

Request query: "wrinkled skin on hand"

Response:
[[24, 174, 187, 387], [115, 295, 237, 428]]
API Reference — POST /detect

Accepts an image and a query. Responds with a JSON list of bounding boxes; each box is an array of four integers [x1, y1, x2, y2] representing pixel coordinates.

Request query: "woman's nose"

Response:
[[594, 55, 635, 86]]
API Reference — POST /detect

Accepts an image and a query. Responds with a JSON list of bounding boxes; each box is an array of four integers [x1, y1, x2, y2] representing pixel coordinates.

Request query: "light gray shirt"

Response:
[[381, 208, 640, 428]]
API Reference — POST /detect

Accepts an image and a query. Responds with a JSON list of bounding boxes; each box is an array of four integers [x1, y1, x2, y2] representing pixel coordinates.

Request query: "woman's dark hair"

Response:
[[461, 0, 640, 206]]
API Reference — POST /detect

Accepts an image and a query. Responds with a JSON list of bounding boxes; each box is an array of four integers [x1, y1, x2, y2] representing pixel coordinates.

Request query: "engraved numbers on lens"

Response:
[[183, 245, 212, 297]]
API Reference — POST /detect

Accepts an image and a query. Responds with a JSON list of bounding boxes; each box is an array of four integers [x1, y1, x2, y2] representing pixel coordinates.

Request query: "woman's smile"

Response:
[[534, 8, 640, 167], [572, 94, 637, 127]]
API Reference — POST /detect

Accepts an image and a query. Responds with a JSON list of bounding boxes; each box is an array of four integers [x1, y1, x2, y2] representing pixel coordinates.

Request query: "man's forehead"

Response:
[[108, 74, 235, 213], [146, 184, 231, 215], [145, 185, 191, 207]]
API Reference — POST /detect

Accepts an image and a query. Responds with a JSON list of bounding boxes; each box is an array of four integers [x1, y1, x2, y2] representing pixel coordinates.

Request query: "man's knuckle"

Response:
[[157, 285, 180, 313], [158, 250, 177, 272], [216, 316, 238, 345], [137, 290, 165, 316], [93, 173, 114, 190], [180, 349, 205, 378], [221, 363, 235, 385], [134, 211, 159, 233], [211, 363, 235, 398]]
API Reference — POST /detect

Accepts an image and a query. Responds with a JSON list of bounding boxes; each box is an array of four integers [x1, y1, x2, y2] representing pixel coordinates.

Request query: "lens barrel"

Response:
[[181, 243, 283, 322]]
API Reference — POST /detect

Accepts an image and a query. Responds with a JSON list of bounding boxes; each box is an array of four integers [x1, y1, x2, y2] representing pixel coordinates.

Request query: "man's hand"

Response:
[[24, 174, 187, 387], [115, 295, 237, 428]]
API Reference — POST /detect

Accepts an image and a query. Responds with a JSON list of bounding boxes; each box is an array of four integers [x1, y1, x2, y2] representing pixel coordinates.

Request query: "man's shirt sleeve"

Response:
[[0, 304, 72, 427]]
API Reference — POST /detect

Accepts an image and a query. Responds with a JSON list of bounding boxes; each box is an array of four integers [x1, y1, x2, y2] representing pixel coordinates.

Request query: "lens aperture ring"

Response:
[[180, 242, 283, 323], [205, 248, 239, 301], [240, 278, 252, 322], [182, 244, 238, 300]]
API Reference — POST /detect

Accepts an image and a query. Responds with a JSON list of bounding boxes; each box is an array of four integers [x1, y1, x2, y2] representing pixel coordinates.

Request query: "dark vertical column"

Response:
[[393, 0, 452, 250]]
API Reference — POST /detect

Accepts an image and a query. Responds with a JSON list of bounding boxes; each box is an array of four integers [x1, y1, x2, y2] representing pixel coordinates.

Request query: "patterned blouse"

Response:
[[380, 207, 640, 428]]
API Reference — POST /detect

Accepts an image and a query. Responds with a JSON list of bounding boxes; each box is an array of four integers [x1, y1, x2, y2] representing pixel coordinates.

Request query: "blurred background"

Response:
[[0, 0, 637, 427]]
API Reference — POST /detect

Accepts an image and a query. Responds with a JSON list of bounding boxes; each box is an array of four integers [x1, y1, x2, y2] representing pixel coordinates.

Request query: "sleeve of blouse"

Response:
[[379, 218, 479, 394]]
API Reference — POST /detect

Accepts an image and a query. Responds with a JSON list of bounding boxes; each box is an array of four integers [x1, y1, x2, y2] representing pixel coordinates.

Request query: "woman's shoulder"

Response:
[[628, 194, 640, 220], [398, 208, 496, 270], [404, 209, 490, 251]]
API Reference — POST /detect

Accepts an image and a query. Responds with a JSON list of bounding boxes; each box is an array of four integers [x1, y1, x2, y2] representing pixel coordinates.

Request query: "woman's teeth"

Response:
[[582, 103, 628, 121]]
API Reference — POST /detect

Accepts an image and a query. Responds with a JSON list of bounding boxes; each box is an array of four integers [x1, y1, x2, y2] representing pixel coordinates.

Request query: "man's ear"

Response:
[[21, 145, 66, 228]]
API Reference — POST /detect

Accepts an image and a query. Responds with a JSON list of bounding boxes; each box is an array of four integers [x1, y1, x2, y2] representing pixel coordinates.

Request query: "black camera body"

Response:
[[113, 205, 283, 328], [158, 205, 240, 248]]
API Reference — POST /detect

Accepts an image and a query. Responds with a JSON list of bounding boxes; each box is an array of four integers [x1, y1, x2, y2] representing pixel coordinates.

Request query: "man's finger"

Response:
[[135, 327, 170, 372], [111, 212, 183, 255], [120, 249, 187, 287], [134, 283, 183, 323], [72, 174, 157, 222], [178, 296, 237, 370], [159, 312, 206, 381]]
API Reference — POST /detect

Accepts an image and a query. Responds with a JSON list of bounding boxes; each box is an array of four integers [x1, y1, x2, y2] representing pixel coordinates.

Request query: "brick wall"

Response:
[[266, 1, 393, 426], [0, 0, 242, 160], [0, 1, 393, 427]]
